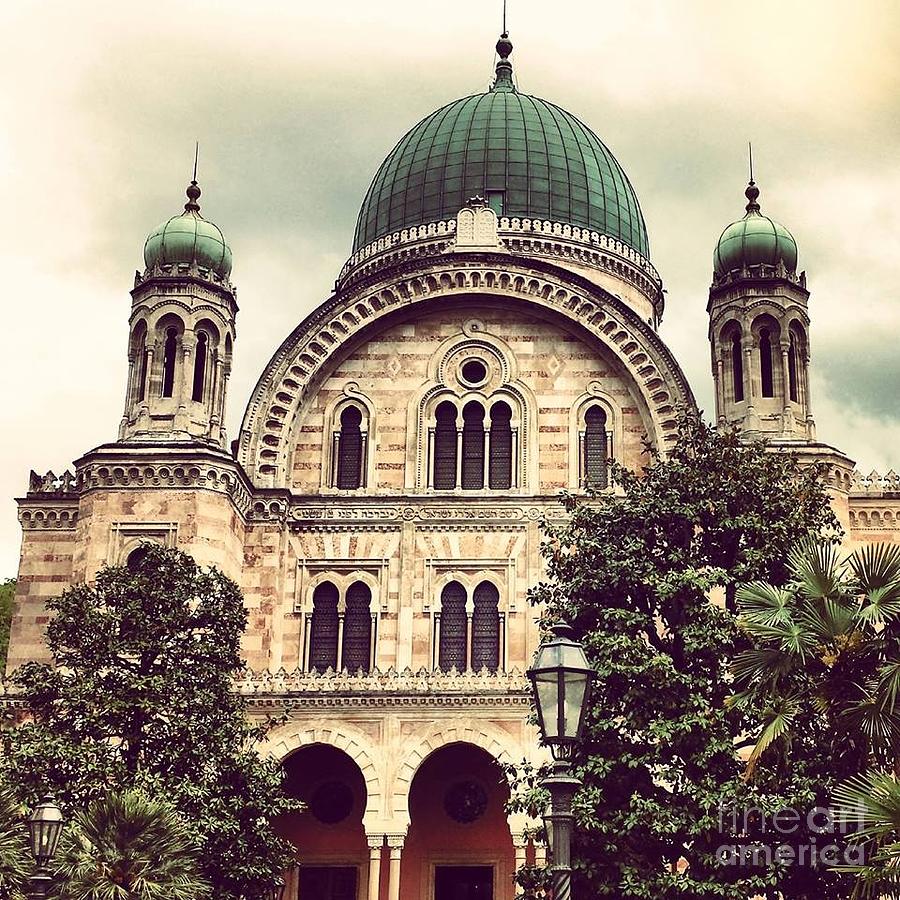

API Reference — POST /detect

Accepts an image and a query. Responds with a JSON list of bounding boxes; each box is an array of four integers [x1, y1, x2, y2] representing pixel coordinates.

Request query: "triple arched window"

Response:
[[430, 400, 516, 491], [436, 580, 502, 672], [307, 580, 375, 672]]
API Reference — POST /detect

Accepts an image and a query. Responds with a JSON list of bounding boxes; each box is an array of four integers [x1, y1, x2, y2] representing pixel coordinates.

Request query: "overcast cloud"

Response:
[[1, 0, 898, 577]]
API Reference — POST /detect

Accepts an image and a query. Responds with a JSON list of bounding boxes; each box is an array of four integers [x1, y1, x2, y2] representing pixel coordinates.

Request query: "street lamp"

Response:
[[26, 796, 64, 900], [527, 623, 595, 900]]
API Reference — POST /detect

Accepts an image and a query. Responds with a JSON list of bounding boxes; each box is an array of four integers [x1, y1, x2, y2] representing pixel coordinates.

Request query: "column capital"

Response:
[[366, 834, 385, 850], [385, 833, 406, 850]]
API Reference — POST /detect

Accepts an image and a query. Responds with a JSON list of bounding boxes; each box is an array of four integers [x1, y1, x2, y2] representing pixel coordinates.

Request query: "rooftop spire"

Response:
[[185, 142, 202, 213], [744, 142, 760, 214], [491, 0, 515, 92]]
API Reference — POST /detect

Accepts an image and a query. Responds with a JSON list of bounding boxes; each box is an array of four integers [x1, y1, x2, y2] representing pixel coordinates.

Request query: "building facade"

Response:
[[9, 29, 900, 900]]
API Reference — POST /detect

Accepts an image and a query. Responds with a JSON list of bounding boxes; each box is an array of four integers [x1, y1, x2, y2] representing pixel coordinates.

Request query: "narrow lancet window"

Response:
[[162, 327, 178, 398], [760, 329, 774, 398], [788, 335, 799, 403], [583, 405, 609, 489], [433, 401, 458, 490], [438, 581, 467, 671], [336, 406, 364, 489], [731, 333, 744, 402], [342, 581, 372, 673], [308, 582, 339, 672], [489, 401, 513, 490], [192, 331, 208, 402], [461, 401, 485, 490], [471, 581, 500, 672]]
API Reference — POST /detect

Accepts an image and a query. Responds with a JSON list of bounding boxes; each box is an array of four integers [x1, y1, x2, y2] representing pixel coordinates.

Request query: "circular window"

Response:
[[309, 780, 354, 824], [443, 780, 488, 824], [460, 359, 487, 385]]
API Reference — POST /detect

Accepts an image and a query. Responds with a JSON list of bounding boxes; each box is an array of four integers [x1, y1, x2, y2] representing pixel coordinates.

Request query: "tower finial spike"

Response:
[[192, 141, 199, 184], [503, 0, 507, 35], [185, 143, 202, 213], [748, 141, 754, 184], [492, 3, 515, 92], [744, 143, 760, 214]]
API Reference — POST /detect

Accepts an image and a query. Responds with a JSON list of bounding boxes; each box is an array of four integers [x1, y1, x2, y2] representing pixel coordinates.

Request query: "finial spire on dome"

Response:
[[184, 142, 201, 213], [491, 1, 516, 92], [743, 142, 761, 214]]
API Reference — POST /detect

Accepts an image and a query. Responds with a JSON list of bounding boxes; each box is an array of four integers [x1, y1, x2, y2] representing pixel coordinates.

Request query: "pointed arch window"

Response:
[[489, 401, 513, 490], [471, 581, 500, 672], [583, 405, 609, 489], [335, 406, 365, 490], [731, 332, 744, 402], [162, 327, 178, 398], [342, 581, 372, 673], [788, 334, 799, 403], [759, 328, 774, 398], [461, 401, 485, 490], [433, 401, 458, 490], [192, 331, 208, 402], [309, 582, 339, 672], [438, 581, 467, 671]]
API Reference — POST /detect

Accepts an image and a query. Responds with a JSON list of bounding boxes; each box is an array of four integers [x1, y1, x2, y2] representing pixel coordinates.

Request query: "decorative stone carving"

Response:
[[27, 470, 77, 495]]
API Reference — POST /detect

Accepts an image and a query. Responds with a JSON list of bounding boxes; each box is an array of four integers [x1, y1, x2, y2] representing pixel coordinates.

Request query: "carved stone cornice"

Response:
[[239, 253, 695, 488], [72, 441, 254, 516], [237, 666, 531, 711], [17, 499, 79, 531]]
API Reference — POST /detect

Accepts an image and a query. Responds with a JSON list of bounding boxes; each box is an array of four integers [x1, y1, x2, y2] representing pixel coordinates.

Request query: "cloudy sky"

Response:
[[1, 0, 898, 578]]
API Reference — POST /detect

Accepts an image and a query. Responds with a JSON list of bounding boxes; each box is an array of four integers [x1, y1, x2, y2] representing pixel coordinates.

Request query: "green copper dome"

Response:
[[353, 35, 650, 258], [144, 181, 232, 279], [713, 181, 797, 279]]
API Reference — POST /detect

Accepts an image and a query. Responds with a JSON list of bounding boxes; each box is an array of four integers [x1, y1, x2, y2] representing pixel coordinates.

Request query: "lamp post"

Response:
[[26, 796, 64, 900], [527, 623, 595, 900]]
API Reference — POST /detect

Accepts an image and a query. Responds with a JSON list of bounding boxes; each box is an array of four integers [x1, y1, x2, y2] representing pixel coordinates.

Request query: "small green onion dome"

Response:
[[143, 181, 232, 279], [353, 33, 650, 259], [713, 181, 798, 279]]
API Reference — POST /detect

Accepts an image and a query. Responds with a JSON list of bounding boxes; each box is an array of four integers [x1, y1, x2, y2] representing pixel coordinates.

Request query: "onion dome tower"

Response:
[[708, 176, 814, 441], [120, 174, 237, 446]]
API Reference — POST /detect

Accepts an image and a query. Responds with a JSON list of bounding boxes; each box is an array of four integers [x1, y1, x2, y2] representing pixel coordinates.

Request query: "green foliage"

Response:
[[0, 785, 30, 900], [2, 545, 299, 900], [54, 789, 210, 900], [0, 581, 15, 674], [517, 414, 842, 898], [735, 538, 900, 897]]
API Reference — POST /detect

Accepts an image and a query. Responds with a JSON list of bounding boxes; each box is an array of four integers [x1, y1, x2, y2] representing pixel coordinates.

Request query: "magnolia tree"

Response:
[[511, 415, 857, 899], [2, 545, 298, 900]]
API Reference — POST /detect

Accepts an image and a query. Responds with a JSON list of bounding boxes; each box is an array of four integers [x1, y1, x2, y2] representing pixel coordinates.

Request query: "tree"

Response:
[[518, 415, 844, 898], [734, 539, 900, 898], [54, 790, 209, 900], [0, 785, 30, 900], [0, 580, 15, 673], [2, 545, 299, 900]]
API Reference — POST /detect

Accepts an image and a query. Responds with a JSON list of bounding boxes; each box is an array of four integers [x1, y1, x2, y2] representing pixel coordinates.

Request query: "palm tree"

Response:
[[0, 786, 30, 900], [732, 539, 900, 774], [54, 790, 210, 900]]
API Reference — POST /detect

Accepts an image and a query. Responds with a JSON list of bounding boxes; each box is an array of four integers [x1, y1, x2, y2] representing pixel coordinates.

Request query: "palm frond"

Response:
[[745, 696, 800, 775], [731, 648, 794, 686], [877, 662, 900, 715], [787, 538, 843, 600], [849, 543, 900, 593], [833, 772, 900, 838], [736, 582, 795, 626], [858, 582, 900, 627]]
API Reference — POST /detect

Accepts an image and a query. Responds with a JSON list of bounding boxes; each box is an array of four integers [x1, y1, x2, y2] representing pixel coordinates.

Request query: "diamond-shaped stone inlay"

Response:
[[546, 354, 564, 380]]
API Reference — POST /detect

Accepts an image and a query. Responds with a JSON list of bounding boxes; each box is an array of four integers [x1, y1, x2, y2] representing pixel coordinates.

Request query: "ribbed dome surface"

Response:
[[713, 182, 797, 279], [353, 90, 650, 259]]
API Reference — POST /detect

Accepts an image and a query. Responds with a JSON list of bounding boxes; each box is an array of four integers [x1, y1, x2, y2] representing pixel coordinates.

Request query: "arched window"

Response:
[[788, 334, 799, 403], [162, 327, 178, 398], [583, 405, 608, 489], [342, 581, 372, 673], [461, 401, 485, 490], [336, 406, 364, 490], [309, 582, 339, 672], [438, 581, 467, 671], [433, 401, 458, 490], [471, 581, 500, 672], [759, 328, 774, 398], [731, 332, 744, 402], [126, 545, 150, 572], [489, 402, 513, 490], [131, 323, 148, 404], [192, 331, 208, 402]]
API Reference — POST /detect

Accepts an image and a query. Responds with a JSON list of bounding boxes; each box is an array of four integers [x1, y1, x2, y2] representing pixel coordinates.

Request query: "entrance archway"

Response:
[[401, 742, 515, 900], [278, 744, 370, 900]]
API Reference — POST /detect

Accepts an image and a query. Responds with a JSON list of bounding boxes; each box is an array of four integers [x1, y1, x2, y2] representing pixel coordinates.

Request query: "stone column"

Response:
[[386, 834, 404, 900], [366, 835, 384, 900], [512, 833, 528, 882]]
